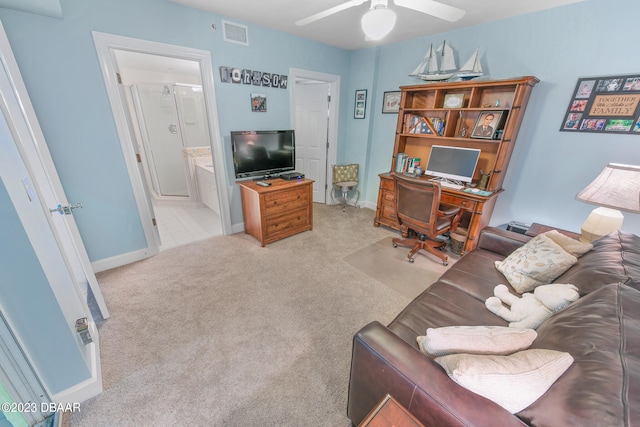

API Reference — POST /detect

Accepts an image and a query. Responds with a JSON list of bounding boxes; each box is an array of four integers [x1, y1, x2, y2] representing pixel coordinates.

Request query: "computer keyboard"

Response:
[[438, 181, 464, 190]]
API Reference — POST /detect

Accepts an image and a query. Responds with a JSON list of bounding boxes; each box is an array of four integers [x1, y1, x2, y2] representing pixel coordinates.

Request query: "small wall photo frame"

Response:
[[354, 89, 367, 119], [382, 91, 401, 113], [251, 93, 267, 112], [471, 110, 504, 139]]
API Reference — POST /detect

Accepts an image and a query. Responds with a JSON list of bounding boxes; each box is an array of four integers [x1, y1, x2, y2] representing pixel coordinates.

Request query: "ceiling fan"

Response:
[[295, 0, 466, 41]]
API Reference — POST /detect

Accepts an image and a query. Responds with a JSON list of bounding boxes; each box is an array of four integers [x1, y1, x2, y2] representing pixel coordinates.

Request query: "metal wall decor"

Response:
[[219, 66, 288, 89]]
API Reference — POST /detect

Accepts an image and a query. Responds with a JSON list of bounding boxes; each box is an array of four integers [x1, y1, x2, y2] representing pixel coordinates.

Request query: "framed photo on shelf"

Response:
[[354, 89, 367, 119], [471, 110, 504, 139], [382, 91, 401, 113], [443, 93, 465, 108]]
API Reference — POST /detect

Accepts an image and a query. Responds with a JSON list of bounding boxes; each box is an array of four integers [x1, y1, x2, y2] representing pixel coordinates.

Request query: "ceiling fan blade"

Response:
[[296, 0, 369, 26], [394, 0, 465, 22]]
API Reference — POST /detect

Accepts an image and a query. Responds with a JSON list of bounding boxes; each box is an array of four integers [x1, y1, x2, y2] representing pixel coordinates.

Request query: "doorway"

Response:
[[93, 32, 231, 262], [290, 69, 340, 204]]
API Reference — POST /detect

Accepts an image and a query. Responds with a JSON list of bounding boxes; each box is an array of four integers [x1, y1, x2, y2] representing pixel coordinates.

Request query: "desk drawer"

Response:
[[441, 193, 476, 210], [380, 178, 395, 192], [264, 187, 309, 215]]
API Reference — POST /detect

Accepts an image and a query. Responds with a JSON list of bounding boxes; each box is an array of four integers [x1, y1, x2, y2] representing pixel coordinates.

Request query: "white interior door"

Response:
[[0, 22, 109, 319], [295, 81, 330, 203], [0, 21, 102, 402]]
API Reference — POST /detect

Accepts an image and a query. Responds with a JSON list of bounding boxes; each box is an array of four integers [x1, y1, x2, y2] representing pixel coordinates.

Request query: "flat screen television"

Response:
[[231, 130, 295, 179], [425, 145, 481, 183]]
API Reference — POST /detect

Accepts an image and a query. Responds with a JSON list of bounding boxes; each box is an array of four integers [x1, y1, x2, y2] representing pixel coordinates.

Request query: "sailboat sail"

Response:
[[409, 44, 433, 77], [409, 41, 457, 82], [457, 47, 483, 80], [437, 41, 456, 72]]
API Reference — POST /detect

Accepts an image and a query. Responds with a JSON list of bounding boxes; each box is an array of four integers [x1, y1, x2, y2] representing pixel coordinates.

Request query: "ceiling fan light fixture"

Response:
[[361, 6, 396, 40]]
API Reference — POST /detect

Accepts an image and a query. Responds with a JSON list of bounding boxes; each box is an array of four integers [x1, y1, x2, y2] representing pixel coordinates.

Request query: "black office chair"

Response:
[[392, 173, 462, 265]]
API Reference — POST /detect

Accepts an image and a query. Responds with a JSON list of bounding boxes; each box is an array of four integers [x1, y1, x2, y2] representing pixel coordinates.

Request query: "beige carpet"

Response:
[[70, 205, 448, 426], [345, 236, 459, 300]]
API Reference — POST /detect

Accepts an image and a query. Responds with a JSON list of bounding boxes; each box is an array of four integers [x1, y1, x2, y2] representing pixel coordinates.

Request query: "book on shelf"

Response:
[[394, 153, 421, 175], [403, 113, 445, 136]]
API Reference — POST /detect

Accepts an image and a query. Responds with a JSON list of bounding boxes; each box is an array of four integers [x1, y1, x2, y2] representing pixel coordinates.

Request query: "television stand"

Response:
[[238, 178, 314, 246]]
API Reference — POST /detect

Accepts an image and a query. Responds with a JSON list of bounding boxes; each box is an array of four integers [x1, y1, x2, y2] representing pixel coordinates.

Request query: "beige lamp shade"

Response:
[[576, 163, 640, 242]]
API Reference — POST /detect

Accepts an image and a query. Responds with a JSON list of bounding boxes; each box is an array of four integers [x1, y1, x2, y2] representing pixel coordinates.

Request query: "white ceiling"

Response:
[[170, 0, 584, 50]]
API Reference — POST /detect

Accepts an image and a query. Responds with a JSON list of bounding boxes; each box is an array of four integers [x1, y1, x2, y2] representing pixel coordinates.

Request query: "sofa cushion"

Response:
[[435, 349, 573, 414], [418, 326, 537, 356], [542, 230, 593, 257], [495, 234, 577, 293], [517, 282, 640, 426], [555, 231, 640, 294]]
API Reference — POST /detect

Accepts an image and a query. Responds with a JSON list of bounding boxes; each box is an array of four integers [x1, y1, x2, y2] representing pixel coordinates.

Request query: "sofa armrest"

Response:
[[477, 226, 532, 257], [347, 321, 525, 427]]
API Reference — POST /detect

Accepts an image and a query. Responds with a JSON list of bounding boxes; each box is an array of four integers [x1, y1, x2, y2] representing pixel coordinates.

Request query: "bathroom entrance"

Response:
[[131, 82, 211, 199]]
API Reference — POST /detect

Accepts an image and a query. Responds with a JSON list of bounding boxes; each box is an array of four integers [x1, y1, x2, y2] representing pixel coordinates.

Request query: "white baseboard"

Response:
[[91, 247, 154, 273], [52, 330, 102, 404]]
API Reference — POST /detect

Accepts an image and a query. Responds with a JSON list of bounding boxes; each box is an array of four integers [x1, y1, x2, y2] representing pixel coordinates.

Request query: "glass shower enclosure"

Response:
[[131, 83, 211, 198]]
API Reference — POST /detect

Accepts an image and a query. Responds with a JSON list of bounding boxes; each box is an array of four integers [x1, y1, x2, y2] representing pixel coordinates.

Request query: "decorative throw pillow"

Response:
[[417, 326, 537, 357], [542, 230, 593, 257], [435, 349, 574, 414], [495, 234, 578, 293]]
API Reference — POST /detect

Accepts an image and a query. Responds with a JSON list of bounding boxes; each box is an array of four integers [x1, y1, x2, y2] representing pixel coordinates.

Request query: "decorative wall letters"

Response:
[[219, 66, 288, 89]]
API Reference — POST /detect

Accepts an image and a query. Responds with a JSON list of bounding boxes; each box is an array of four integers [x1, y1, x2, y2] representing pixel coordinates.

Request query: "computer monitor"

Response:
[[425, 145, 481, 183]]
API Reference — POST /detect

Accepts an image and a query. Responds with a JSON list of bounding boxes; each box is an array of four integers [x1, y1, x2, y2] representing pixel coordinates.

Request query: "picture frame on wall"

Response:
[[251, 93, 267, 112], [471, 110, 504, 139], [560, 74, 640, 135], [354, 89, 367, 119], [382, 91, 401, 113]]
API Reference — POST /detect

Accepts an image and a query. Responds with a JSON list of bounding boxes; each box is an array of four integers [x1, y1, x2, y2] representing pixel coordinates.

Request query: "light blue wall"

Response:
[[1, 0, 639, 270], [0, 0, 351, 261], [362, 0, 640, 235]]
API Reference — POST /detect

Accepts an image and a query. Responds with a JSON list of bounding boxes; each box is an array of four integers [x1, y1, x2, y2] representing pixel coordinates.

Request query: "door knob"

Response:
[[49, 203, 82, 215], [168, 124, 178, 134]]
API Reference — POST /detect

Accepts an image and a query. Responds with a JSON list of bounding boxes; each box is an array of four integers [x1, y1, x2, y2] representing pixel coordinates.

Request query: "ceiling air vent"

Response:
[[222, 20, 249, 46]]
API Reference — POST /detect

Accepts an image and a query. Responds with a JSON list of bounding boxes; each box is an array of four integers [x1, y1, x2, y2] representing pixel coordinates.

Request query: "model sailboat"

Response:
[[409, 41, 457, 82], [457, 47, 483, 80]]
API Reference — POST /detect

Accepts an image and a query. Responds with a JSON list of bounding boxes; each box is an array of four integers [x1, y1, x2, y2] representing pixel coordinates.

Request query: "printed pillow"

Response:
[[417, 326, 537, 357], [495, 234, 578, 293], [435, 349, 574, 414], [542, 230, 593, 257]]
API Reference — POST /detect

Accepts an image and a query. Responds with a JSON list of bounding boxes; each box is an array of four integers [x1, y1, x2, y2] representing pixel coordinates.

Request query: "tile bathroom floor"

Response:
[[152, 198, 222, 250]]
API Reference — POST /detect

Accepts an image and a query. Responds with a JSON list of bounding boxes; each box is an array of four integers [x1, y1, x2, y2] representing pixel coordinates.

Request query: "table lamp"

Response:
[[576, 163, 640, 242]]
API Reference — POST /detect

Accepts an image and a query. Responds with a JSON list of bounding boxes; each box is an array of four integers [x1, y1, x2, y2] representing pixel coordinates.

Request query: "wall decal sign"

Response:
[[219, 66, 288, 89], [560, 74, 640, 134]]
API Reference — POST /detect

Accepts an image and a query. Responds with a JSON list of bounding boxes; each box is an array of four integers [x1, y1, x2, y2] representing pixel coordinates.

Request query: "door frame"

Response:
[[92, 32, 230, 270], [289, 68, 340, 204]]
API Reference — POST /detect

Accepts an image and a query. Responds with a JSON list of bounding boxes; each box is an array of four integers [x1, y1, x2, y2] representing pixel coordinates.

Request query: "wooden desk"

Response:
[[374, 173, 500, 253], [359, 394, 425, 427], [237, 178, 313, 246]]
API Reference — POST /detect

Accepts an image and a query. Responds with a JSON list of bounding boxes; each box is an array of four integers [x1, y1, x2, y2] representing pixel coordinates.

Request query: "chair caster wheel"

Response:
[[409, 258, 415, 263], [393, 242, 398, 248]]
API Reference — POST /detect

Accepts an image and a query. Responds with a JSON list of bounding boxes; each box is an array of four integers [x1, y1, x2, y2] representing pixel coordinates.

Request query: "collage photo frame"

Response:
[[560, 74, 640, 134]]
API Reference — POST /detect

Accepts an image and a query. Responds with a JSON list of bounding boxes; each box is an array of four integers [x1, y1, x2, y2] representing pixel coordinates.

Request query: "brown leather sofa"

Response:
[[347, 227, 640, 426]]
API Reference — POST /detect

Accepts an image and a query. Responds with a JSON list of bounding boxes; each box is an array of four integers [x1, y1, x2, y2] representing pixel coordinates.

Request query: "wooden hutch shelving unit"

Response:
[[374, 76, 539, 253]]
